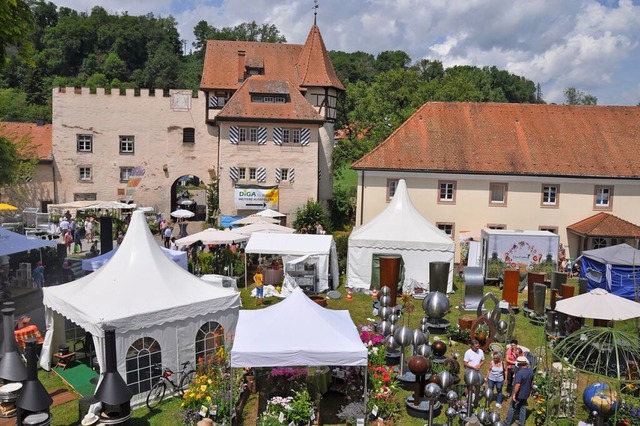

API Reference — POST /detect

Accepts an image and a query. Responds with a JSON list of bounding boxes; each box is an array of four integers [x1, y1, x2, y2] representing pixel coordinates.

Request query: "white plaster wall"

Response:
[[52, 88, 215, 216], [356, 170, 640, 260]]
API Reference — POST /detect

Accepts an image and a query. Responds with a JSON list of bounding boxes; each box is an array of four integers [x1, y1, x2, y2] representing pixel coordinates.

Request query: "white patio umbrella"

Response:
[[232, 215, 279, 226], [87, 201, 136, 210], [171, 209, 195, 219], [234, 223, 295, 236], [555, 288, 640, 321], [175, 228, 249, 246], [255, 208, 286, 218]]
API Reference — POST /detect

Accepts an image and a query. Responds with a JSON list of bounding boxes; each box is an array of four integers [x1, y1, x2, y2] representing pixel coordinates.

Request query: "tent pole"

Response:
[[364, 365, 368, 413], [245, 256, 247, 288], [230, 367, 233, 425]]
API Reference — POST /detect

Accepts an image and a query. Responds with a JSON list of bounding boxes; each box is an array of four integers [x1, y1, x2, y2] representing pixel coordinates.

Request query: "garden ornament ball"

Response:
[[496, 319, 508, 335], [423, 291, 450, 318], [489, 412, 501, 424], [464, 369, 484, 387], [446, 390, 458, 404], [483, 386, 494, 403], [445, 407, 458, 419], [412, 329, 426, 347], [421, 317, 429, 325], [379, 306, 394, 320], [379, 294, 392, 307], [389, 313, 399, 324], [416, 344, 432, 358], [425, 383, 442, 400], [493, 421, 505, 426], [431, 340, 447, 357], [407, 355, 431, 376], [437, 370, 453, 391], [477, 409, 490, 425], [380, 285, 391, 296], [379, 320, 393, 336], [394, 326, 414, 347], [385, 335, 399, 350]]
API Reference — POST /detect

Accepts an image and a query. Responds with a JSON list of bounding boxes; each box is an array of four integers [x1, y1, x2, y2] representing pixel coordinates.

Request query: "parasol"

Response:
[[170, 209, 195, 219], [175, 228, 249, 246], [255, 208, 286, 218], [555, 288, 640, 321], [0, 203, 18, 211], [232, 215, 278, 226]]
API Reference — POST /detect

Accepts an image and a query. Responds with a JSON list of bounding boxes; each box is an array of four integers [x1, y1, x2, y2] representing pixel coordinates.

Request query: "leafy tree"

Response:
[[0, 0, 34, 67], [292, 200, 331, 234], [375, 50, 411, 73], [0, 132, 37, 185], [564, 87, 597, 105], [192, 20, 286, 58], [101, 52, 128, 81], [329, 186, 356, 230], [0, 88, 50, 122], [329, 50, 377, 84], [411, 59, 444, 82]]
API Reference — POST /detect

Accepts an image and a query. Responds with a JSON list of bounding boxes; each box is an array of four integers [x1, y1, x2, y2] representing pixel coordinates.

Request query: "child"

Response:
[[254, 267, 264, 306]]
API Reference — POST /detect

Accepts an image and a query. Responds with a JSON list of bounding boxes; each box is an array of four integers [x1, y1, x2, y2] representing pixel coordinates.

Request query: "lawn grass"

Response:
[[42, 275, 638, 425], [333, 165, 357, 191]]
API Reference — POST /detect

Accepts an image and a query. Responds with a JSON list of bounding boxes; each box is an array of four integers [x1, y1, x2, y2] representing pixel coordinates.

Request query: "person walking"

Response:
[[464, 339, 485, 402], [486, 352, 506, 408], [505, 356, 534, 425], [163, 226, 172, 248], [32, 261, 45, 288], [64, 230, 73, 253], [85, 217, 94, 242], [505, 339, 519, 393]]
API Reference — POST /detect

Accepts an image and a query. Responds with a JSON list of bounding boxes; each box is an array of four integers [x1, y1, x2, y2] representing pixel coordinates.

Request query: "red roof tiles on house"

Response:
[[0, 122, 52, 160], [296, 25, 345, 90], [352, 102, 640, 178], [215, 77, 324, 123], [568, 212, 640, 237]]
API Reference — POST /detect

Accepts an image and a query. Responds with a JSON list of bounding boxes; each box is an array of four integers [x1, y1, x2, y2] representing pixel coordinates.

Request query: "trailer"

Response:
[[481, 229, 559, 286]]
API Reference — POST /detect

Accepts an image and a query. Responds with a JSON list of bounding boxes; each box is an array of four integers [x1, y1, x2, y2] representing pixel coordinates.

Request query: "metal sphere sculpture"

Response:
[[379, 294, 392, 308], [416, 344, 432, 358], [445, 407, 457, 419], [446, 390, 458, 404], [483, 386, 494, 403], [423, 291, 450, 319], [464, 369, 484, 387], [389, 313, 399, 324], [407, 355, 431, 376], [477, 409, 490, 425], [385, 335, 399, 350], [496, 319, 508, 335], [379, 306, 394, 320], [493, 421, 506, 426], [379, 320, 393, 336], [412, 329, 426, 348], [437, 370, 453, 391], [380, 286, 391, 296], [424, 383, 442, 400], [489, 412, 501, 424], [394, 326, 413, 347], [431, 340, 447, 357]]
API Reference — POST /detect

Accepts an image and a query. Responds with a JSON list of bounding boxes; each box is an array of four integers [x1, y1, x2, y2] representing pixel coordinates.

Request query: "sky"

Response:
[[50, 0, 640, 106]]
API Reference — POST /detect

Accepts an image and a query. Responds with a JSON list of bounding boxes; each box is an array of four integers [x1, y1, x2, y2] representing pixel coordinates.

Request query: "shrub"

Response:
[[292, 199, 330, 234]]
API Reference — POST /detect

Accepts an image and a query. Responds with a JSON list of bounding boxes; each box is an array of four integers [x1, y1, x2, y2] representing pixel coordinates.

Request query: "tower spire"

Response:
[[313, 0, 319, 25]]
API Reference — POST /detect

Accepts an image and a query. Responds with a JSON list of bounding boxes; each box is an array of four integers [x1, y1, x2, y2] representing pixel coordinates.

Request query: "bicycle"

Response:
[[146, 360, 195, 409]]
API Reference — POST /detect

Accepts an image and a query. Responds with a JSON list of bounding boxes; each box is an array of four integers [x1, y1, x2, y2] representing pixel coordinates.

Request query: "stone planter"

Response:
[[309, 295, 327, 307]]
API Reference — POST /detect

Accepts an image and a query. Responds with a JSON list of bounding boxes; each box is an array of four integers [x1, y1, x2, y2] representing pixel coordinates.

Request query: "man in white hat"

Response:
[[505, 355, 534, 425]]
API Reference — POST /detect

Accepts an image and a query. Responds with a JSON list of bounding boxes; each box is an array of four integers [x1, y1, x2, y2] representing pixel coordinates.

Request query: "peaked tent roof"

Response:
[[352, 103, 640, 179], [349, 179, 454, 252], [580, 243, 640, 266], [0, 228, 57, 256], [233, 222, 295, 236], [43, 211, 241, 337], [230, 287, 366, 367]]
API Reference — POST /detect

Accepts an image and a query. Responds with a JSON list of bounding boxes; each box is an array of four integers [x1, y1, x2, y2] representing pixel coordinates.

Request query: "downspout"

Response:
[[51, 154, 58, 203]]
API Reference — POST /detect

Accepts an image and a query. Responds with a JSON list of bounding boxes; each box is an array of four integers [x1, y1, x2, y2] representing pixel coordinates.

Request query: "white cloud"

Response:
[[46, 0, 640, 105]]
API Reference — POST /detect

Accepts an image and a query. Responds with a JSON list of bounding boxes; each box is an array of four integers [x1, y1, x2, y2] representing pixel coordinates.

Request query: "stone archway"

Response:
[[170, 175, 206, 221]]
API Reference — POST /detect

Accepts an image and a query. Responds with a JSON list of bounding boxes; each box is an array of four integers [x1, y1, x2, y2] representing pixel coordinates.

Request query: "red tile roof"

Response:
[[568, 212, 640, 237], [352, 102, 640, 178], [201, 25, 344, 91], [0, 122, 52, 160], [215, 77, 324, 123]]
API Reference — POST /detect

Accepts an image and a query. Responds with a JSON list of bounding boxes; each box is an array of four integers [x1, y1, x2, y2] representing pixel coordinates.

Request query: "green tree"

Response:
[[411, 59, 444, 82], [329, 50, 377, 84], [0, 88, 50, 122], [101, 52, 127, 81], [0, 0, 34, 67], [0, 132, 37, 185], [292, 200, 331, 234], [564, 87, 597, 105], [192, 20, 286, 58], [375, 50, 411, 73], [329, 186, 356, 231]]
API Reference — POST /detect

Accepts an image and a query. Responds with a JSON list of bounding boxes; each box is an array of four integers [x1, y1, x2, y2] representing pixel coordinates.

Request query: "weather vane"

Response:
[[313, 0, 319, 25]]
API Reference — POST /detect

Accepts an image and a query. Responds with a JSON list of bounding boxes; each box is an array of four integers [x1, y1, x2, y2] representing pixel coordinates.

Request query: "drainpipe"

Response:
[[359, 170, 365, 225], [51, 154, 58, 203]]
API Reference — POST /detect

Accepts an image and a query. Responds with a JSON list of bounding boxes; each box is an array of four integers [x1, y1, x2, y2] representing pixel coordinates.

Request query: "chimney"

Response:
[[15, 338, 52, 416], [0, 308, 27, 382], [237, 50, 246, 83], [94, 327, 132, 405]]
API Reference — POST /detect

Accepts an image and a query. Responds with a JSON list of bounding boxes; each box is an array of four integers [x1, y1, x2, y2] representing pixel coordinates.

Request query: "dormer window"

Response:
[[251, 95, 288, 103]]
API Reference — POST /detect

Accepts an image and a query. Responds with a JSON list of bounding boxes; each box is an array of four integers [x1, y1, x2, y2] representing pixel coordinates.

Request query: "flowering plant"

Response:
[[618, 400, 640, 426], [258, 389, 315, 425], [367, 366, 400, 420], [267, 367, 308, 397], [359, 325, 386, 368]]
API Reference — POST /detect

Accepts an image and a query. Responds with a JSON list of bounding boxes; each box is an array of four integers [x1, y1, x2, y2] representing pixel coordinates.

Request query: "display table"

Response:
[[264, 269, 283, 285], [54, 351, 76, 370]]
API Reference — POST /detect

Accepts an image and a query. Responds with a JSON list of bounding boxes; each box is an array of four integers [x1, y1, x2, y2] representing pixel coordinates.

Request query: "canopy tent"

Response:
[[555, 288, 640, 321], [231, 287, 367, 367], [347, 179, 455, 292], [175, 228, 249, 246], [245, 233, 339, 292], [233, 222, 295, 236], [255, 208, 286, 218], [232, 215, 279, 226], [0, 228, 57, 256], [81, 246, 188, 271], [579, 243, 640, 301], [41, 211, 241, 404]]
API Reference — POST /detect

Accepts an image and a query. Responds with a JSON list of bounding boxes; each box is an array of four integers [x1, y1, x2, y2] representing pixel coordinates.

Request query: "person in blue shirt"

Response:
[[505, 356, 534, 425], [32, 261, 45, 288]]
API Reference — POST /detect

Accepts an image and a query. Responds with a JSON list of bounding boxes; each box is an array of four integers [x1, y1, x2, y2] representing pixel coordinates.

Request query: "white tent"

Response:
[[81, 246, 188, 271], [347, 179, 455, 292], [41, 211, 241, 404], [245, 233, 339, 292], [233, 222, 295, 236], [231, 287, 367, 367], [175, 228, 249, 246]]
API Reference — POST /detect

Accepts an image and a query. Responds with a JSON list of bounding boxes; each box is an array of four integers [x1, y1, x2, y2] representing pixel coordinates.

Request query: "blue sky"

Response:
[[52, 0, 640, 105]]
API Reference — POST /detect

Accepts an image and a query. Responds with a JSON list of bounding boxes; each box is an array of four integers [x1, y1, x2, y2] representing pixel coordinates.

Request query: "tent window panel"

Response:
[[126, 337, 162, 395], [195, 321, 225, 365]]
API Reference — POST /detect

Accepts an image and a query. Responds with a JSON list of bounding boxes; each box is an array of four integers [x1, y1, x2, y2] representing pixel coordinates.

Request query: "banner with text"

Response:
[[125, 166, 146, 202], [234, 185, 279, 210]]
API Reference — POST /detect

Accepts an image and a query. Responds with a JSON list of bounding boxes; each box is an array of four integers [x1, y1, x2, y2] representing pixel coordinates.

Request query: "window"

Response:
[[264, 96, 274, 103], [79, 166, 92, 181], [239, 127, 258, 143], [541, 184, 559, 206], [195, 321, 225, 365], [280, 168, 289, 181], [74, 193, 97, 201], [436, 222, 455, 238], [282, 129, 301, 144], [387, 179, 399, 202], [593, 238, 607, 249], [238, 167, 246, 180], [489, 182, 508, 205], [539, 226, 558, 234], [594, 186, 613, 209], [438, 181, 456, 203], [120, 167, 133, 182], [119, 135, 135, 154], [249, 168, 256, 180], [126, 337, 162, 395], [77, 134, 93, 152], [487, 223, 506, 230], [183, 128, 195, 143]]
